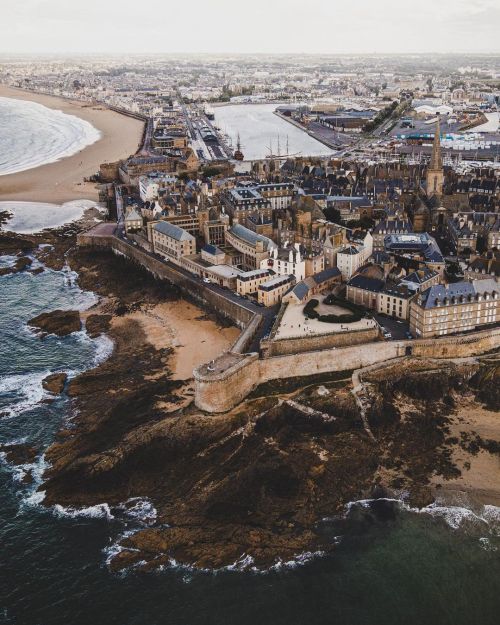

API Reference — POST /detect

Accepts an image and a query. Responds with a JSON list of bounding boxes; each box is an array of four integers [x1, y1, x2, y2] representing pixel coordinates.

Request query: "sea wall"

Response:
[[77, 232, 256, 329], [194, 326, 500, 412], [78, 231, 500, 414]]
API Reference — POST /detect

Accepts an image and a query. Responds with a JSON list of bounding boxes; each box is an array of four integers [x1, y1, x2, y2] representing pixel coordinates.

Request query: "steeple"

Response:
[[426, 115, 444, 197], [430, 115, 443, 171]]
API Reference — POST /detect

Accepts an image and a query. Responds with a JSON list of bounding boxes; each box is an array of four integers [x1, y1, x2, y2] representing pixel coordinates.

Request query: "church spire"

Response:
[[430, 115, 442, 171], [425, 114, 444, 197]]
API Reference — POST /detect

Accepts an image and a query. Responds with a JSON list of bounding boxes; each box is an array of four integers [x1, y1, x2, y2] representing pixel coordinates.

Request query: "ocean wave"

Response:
[[0, 370, 51, 419], [91, 334, 114, 366], [53, 503, 115, 520], [417, 502, 500, 533], [0, 96, 100, 176], [344, 496, 500, 535]]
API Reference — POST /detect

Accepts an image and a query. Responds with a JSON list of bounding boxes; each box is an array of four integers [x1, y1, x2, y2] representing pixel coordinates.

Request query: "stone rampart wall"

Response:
[[194, 327, 500, 412], [261, 325, 379, 357], [77, 233, 256, 328]]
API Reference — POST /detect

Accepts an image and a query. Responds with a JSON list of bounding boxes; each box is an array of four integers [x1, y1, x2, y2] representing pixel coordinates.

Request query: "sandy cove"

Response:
[[0, 85, 144, 203], [116, 301, 240, 380]]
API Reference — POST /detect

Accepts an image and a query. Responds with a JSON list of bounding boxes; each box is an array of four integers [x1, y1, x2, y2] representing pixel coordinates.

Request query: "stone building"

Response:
[[409, 278, 499, 338], [258, 274, 295, 307], [426, 116, 444, 199], [150, 221, 196, 260]]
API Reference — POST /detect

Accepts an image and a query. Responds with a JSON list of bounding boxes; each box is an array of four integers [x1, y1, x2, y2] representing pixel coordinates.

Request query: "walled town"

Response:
[[2, 53, 500, 573], [44, 55, 500, 410]]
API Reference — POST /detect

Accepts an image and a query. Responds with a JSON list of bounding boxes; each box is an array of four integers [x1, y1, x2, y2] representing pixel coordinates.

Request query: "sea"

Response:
[[0, 96, 100, 176], [0, 101, 500, 625], [213, 103, 332, 160]]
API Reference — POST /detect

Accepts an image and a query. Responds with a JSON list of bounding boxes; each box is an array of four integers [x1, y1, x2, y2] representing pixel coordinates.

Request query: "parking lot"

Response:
[[372, 312, 412, 340]]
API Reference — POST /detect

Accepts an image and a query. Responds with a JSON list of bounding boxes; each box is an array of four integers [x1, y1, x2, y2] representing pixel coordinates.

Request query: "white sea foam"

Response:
[[114, 498, 158, 524], [0, 96, 100, 176], [92, 334, 115, 366], [0, 370, 50, 419], [0, 199, 98, 234], [23, 489, 46, 506], [0, 255, 18, 268], [53, 503, 114, 520], [344, 496, 500, 535]]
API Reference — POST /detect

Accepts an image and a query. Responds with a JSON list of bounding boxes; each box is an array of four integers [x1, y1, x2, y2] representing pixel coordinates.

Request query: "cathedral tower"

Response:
[[426, 115, 444, 197]]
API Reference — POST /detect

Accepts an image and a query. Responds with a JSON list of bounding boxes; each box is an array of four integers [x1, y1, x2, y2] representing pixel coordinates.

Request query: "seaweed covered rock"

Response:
[[29, 310, 81, 337]]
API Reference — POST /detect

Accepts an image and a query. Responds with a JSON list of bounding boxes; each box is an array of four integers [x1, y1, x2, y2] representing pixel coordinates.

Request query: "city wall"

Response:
[[260, 325, 379, 357], [194, 327, 500, 413], [77, 231, 500, 414], [77, 232, 256, 328]]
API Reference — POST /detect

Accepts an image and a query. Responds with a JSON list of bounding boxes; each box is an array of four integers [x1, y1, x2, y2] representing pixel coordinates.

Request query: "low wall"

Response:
[[261, 325, 379, 357], [194, 326, 500, 412]]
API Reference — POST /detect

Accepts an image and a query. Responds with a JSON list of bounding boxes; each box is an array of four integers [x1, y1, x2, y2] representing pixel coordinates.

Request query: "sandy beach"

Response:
[[0, 85, 144, 203], [115, 300, 240, 380]]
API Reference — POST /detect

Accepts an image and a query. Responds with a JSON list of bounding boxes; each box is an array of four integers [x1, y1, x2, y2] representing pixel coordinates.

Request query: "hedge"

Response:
[[303, 297, 363, 324]]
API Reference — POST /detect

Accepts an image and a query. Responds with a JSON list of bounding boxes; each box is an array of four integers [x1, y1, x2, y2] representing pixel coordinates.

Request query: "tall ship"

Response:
[[234, 133, 244, 161]]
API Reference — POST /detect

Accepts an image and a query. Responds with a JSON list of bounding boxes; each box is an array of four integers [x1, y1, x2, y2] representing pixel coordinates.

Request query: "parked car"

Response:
[[203, 278, 211, 284], [384, 332, 392, 339]]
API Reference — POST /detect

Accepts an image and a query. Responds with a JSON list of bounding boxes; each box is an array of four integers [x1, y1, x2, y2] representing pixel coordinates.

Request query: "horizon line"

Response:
[[1, 51, 500, 57]]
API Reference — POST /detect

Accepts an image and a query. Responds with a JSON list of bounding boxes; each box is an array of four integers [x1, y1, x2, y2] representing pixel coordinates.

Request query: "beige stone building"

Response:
[[410, 278, 499, 338], [236, 269, 272, 296], [124, 207, 143, 233], [225, 223, 275, 270], [377, 285, 413, 320], [258, 274, 295, 307], [150, 221, 196, 260]]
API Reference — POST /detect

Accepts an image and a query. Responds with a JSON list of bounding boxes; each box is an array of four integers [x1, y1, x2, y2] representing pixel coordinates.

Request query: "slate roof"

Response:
[[153, 221, 194, 241], [347, 275, 385, 292], [419, 279, 499, 309], [229, 223, 275, 251], [202, 244, 224, 256]]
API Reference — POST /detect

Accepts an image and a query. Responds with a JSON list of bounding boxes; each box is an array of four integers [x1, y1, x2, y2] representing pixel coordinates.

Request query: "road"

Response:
[[113, 224, 278, 348]]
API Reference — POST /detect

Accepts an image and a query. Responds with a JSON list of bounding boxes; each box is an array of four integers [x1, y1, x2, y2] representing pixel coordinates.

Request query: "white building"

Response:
[[336, 232, 373, 280], [260, 244, 305, 281]]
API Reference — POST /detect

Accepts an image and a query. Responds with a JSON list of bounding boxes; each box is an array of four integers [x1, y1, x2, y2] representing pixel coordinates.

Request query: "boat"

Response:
[[234, 133, 244, 161]]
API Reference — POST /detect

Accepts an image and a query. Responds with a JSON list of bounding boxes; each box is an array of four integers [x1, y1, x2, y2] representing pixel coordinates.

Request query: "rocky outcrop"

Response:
[[0, 443, 38, 465], [29, 310, 81, 337], [0, 256, 33, 277], [42, 373, 68, 395], [0, 233, 36, 255], [85, 314, 112, 338]]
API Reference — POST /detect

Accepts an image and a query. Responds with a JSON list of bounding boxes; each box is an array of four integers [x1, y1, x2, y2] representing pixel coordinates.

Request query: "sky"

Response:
[[0, 0, 499, 55]]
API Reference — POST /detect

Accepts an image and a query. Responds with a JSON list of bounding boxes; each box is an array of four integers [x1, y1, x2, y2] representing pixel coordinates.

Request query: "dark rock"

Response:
[[29, 310, 81, 337], [85, 314, 112, 338], [0, 255, 33, 277], [0, 233, 36, 255], [42, 372, 68, 395], [0, 443, 38, 465]]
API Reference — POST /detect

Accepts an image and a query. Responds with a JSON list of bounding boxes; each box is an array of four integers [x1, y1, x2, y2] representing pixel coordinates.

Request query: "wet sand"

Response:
[[0, 85, 144, 203], [433, 399, 500, 506]]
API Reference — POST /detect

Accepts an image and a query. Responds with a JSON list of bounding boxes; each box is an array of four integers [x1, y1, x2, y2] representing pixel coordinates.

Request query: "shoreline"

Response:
[[1, 225, 499, 571], [0, 85, 145, 203]]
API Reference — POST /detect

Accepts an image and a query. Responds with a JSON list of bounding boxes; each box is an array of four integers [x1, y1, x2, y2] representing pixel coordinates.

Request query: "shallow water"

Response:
[[213, 103, 332, 160], [0, 96, 100, 176], [0, 199, 98, 234], [1, 263, 500, 625]]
